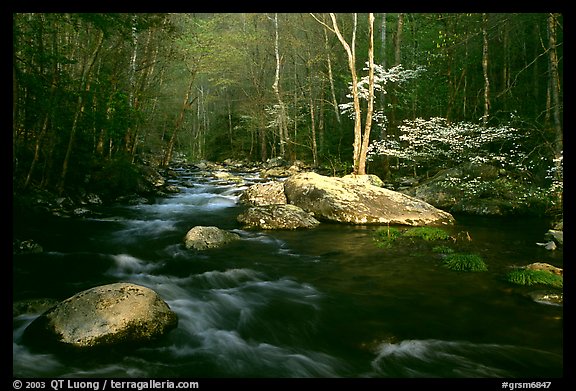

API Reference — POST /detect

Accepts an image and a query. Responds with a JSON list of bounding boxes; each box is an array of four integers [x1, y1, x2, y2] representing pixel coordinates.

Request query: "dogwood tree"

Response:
[[338, 62, 425, 172], [367, 116, 563, 211], [367, 117, 524, 171]]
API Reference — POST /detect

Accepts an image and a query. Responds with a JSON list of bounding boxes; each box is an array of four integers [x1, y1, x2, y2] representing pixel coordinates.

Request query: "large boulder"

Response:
[[24, 282, 178, 349], [237, 204, 320, 230], [239, 181, 287, 206], [283, 172, 455, 226], [184, 226, 241, 250]]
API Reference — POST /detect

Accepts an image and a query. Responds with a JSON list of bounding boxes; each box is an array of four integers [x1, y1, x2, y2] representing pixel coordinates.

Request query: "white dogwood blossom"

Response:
[[339, 64, 425, 120], [367, 117, 524, 169]]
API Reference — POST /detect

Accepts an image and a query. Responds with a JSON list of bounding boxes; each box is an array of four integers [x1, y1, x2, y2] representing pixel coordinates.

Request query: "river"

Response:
[[13, 166, 563, 379]]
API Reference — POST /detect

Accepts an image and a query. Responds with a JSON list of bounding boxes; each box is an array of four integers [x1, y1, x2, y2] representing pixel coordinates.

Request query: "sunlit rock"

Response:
[[544, 229, 563, 246], [237, 204, 320, 230], [525, 262, 563, 276], [24, 283, 178, 349], [239, 181, 287, 206], [184, 226, 241, 250], [342, 174, 384, 187], [284, 172, 455, 226]]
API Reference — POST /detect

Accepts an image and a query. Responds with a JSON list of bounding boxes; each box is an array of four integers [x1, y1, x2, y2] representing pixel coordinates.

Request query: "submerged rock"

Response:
[[283, 172, 455, 226], [526, 290, 563, 306], [24, 283, 178, 349]]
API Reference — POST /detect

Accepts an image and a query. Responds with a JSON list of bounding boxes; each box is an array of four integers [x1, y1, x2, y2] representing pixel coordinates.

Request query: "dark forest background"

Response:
[[12, 13, 563, 210]]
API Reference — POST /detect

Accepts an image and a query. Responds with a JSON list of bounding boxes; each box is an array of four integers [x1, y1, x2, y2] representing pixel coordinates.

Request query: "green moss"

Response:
[[504, 269, 563, 288], [432, 245, 455, 254], [403, 227, 451, 241], [442, 253, 487, 272], [373, 226, 402, 248]]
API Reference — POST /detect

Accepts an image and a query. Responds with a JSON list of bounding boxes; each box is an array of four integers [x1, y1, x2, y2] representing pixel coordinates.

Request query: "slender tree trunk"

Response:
[[547, 12, 562, 206], [125, 15, 138, 154], [329, 13, 362, 174], [25, 78, 56, 189], [162, 78, 195, 167], [309, 93, 318, 167], [271, 13, 289, 160], [394, 14, 403, 66], [547, 13, 562, 159], [13, 38, 18, 173], [377, 13, 391, 179], [357, 13, 375, 175], [388, 13, 403, 134], [323, 24, 341, 124], [481, 13, 491, 127], [129, 27, 151, 161], [463, 37, 468, 118], [57, 28, 104, 194], [318, 77, 325, 156], [24, 17, 60, 188], [380, 13, 387, 109], [259, 123, 267, 162]]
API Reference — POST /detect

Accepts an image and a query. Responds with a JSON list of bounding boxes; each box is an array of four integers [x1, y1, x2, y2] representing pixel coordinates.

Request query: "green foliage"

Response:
[[442, 253, 488, 272], [432, 245, 455, 254], [438, 171, 561, 216], [12, 13, 562, 201], [373, 226, 402, 248], [373, 226, 452, 249], [89, 157, 143, 200], [504, 269, 563, 288], [403, 227, 450, 241]]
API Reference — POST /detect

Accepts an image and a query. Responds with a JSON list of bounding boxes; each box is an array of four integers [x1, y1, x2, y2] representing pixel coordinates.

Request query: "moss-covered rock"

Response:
[[442, 253, 488, 272], [505, 266, 563, 288]]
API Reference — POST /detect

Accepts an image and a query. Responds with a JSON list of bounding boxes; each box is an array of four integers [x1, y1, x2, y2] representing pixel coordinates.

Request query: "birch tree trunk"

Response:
[[357, 13, 375, 175], [329, 13, 363, 174], [271, 13, 289, 160], [481, 13, 491, 127], [323, 23, 341, 124]]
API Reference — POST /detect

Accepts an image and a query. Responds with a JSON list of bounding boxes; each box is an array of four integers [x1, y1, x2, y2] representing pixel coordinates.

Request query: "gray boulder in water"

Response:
[[24, 282, 178, 349]]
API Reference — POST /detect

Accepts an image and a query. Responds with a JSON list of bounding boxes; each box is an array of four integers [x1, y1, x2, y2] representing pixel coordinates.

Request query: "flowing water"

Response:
[[13, 167, 563, 379]]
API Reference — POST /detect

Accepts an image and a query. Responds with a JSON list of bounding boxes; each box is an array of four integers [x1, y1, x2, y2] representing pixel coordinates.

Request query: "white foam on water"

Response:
[[191, 329, 342, 377], [115, 268, 342, 377], [106, 253, 158, 277], [111, 218, 179, 243], [370, 338, 561, 378], [13, 342, 65, 377]]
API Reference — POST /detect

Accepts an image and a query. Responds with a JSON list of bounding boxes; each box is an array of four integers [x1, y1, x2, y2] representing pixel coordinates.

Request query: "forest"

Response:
[[12, 13, 563, 215]]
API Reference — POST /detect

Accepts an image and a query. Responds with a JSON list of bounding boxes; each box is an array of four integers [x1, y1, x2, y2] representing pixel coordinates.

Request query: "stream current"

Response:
[[13, 166, 563, 379]]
